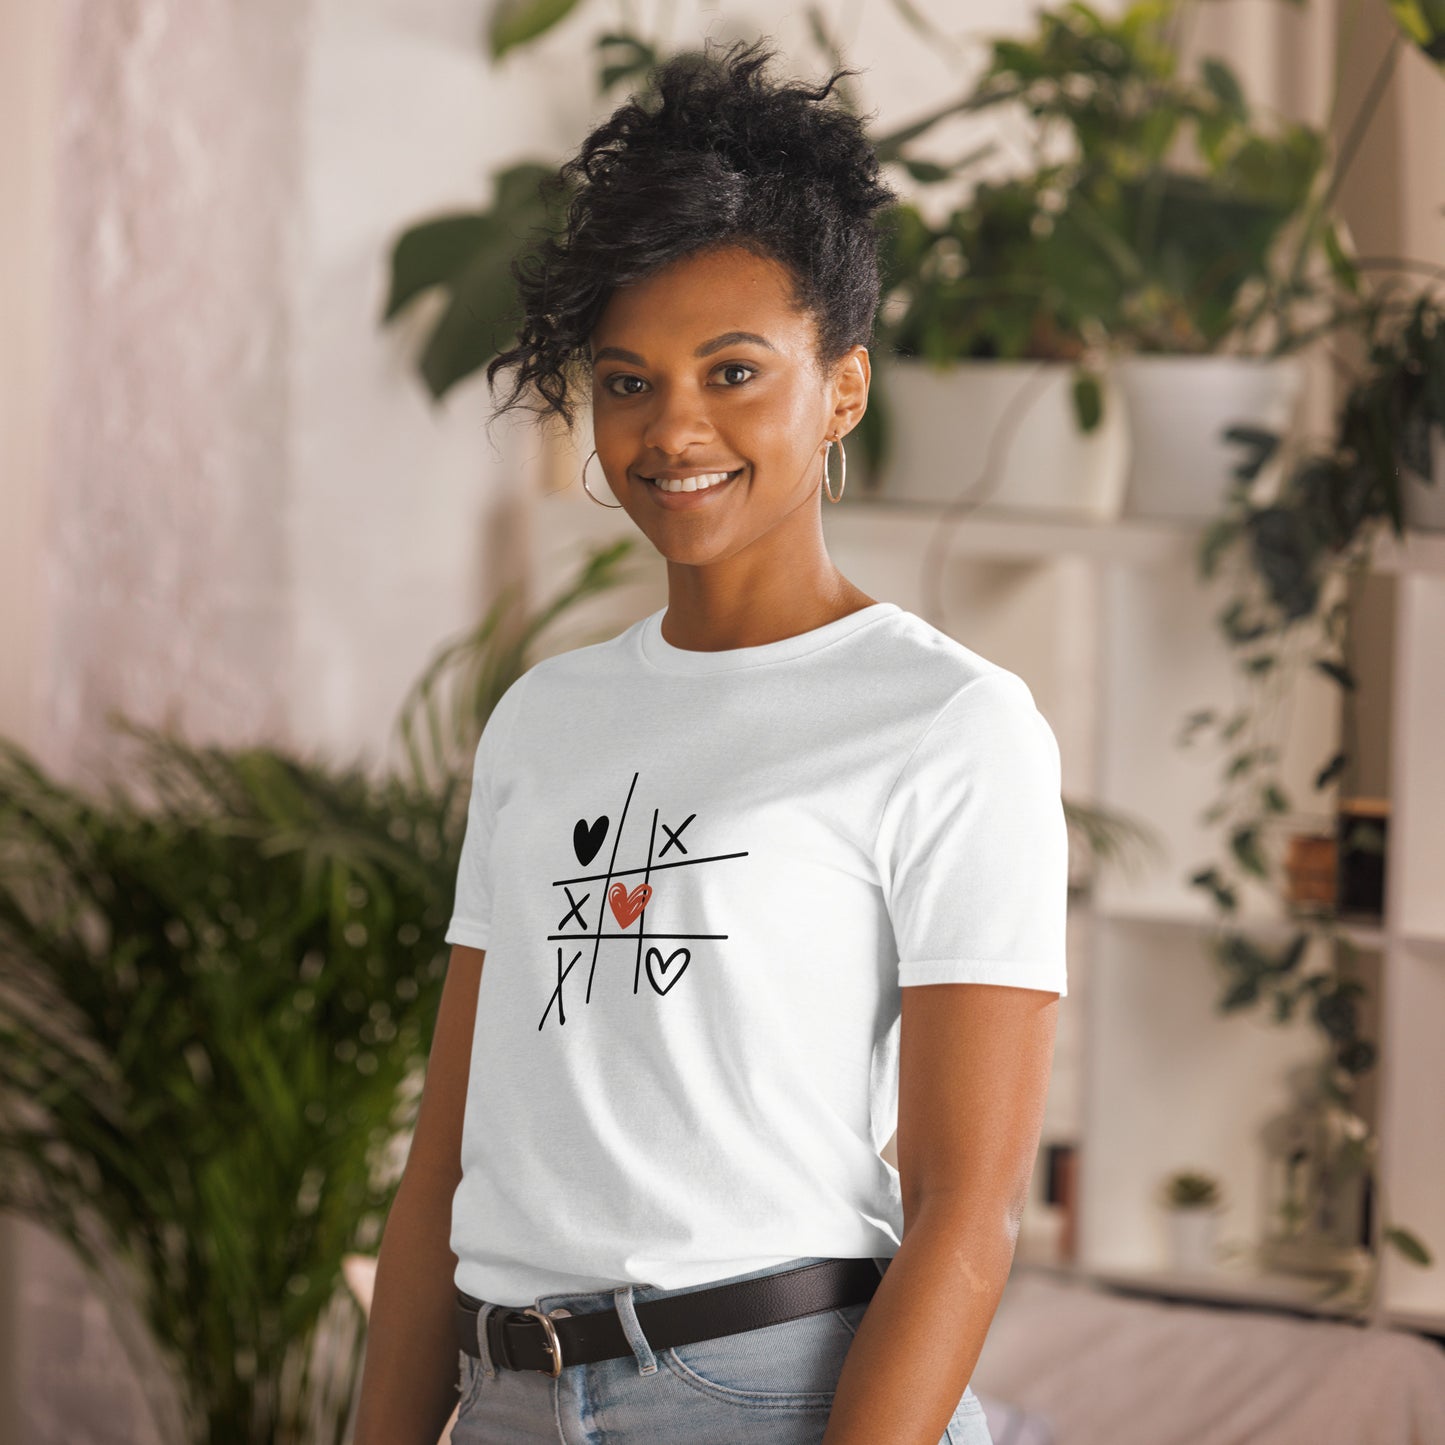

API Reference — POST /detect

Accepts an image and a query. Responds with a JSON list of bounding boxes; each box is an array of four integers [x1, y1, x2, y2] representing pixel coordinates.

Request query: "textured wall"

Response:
[[23, 1, 307, 1438], [42, 0, 305, 778]]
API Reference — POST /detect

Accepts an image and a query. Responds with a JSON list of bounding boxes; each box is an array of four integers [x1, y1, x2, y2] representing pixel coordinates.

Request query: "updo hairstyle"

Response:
[[485, 35, 900, 435]]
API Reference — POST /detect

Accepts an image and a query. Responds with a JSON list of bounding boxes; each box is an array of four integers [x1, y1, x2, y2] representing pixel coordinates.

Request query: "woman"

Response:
[[353, 37, 1066, 1445]]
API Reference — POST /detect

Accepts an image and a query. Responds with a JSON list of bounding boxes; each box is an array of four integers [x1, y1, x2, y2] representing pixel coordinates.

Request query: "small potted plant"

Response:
[[1159, 1168, 1226, 1273], [867, 170, 1128, 518]]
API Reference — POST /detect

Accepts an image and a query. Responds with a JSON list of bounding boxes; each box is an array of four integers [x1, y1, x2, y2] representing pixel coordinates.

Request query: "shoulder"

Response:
[[866, 607, 1045, 724]]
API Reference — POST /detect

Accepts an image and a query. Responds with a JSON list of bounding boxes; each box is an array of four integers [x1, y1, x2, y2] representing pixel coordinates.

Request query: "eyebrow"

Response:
[[590, 331, 778, 366]]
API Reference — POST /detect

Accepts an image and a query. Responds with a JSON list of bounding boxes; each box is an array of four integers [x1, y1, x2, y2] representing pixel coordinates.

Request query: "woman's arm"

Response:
[[352, 943, 485, 1445], [822, 982, 1058, 1445]]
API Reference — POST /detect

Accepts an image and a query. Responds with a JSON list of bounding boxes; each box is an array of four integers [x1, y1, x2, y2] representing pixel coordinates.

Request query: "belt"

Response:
[[456, 1257, 882, 1377]]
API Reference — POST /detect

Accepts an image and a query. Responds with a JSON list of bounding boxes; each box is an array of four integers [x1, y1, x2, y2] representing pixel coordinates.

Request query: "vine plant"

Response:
[[1183, 288, 1444, 1275]]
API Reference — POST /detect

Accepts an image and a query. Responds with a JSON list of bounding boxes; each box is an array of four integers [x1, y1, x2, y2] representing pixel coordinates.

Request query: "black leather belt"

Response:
[[456, 1257, 883, 1377]]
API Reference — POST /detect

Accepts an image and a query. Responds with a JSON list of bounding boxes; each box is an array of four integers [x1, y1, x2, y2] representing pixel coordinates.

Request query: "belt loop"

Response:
[[476, 1302, 500, 1378], [612, 1284, 658, 1376]]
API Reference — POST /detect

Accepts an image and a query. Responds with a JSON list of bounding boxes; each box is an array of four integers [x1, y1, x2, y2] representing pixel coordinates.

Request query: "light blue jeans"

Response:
[[452, 1253, 993, 1444]]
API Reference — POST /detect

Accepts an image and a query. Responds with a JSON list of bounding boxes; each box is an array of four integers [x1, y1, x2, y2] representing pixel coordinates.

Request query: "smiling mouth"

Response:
[[640, 468, 744, 494]]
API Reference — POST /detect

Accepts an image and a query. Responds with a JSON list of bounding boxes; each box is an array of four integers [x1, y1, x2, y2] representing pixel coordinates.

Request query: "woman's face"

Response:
[[587, 244, 868, 566]]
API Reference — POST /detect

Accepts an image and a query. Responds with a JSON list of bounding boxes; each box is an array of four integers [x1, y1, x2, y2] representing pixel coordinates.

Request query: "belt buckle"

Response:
[[519, 1306, 564, 1376]]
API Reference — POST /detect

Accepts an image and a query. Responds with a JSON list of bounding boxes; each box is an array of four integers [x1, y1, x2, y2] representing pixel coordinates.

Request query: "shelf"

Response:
[[1086, 1262, 1373, 1321], [1082, 898, 1387, 949], [824, 496, 1199, 566], [1010, 1254, 1371, 1322], [827, 493, 1445, 573]]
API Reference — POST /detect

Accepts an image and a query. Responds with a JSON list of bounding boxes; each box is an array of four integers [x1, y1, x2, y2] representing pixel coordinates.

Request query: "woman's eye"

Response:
[[602, 363, 757, 397]]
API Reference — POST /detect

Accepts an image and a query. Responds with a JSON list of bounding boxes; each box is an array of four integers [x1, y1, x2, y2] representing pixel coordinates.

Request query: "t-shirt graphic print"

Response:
[[443, 601, 1067, 1307], [542, 770, 751, 1028]]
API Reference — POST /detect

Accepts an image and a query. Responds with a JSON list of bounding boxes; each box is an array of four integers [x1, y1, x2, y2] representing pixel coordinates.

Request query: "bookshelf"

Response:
[[517, 450, 1445, 1336]]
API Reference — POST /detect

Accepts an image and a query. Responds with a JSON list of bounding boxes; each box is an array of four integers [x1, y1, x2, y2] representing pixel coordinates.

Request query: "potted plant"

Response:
[[864, 171, 1130, 518], [0, 541, 641, 1445], [1178, 290, 1444, 1288], [1158, 1168, 1225, 1272], [940, 0, 1339, 524]]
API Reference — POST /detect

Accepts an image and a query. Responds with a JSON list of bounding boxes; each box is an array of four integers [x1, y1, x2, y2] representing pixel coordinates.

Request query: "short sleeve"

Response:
[[444, 672, 529, 951], [872, 670, 1068, 994]]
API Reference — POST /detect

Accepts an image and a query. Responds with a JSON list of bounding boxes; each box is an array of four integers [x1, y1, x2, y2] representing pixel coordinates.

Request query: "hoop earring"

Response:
[[821, 436, 846, 503], [581, 449, 623, 508]]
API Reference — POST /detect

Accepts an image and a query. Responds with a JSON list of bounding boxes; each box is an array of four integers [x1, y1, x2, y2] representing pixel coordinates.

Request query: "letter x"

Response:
[[658, 812, 696, 860], [539, 947, 584, 1029], [557, 885, 589, 931]]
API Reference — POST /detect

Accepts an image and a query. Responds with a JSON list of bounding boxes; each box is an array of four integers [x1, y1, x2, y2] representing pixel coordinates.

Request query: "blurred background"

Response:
[[3, 1, 1445, 1442]]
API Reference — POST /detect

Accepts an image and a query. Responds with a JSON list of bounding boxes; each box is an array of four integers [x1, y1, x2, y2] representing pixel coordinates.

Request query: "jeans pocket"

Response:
[[662, 1305, 856, 1408]]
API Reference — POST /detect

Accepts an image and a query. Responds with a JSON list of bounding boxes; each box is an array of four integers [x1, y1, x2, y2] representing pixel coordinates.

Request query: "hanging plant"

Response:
[[1182, 288, 1444, 1277]]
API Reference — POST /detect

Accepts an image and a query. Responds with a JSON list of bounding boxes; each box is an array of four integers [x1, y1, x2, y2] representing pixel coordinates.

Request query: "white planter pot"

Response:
[[1164, 1207, 1221, 1273], [870, 359, 1129, 519], [1402, 425, 1445, 532], [1116, 355, 1305, 522]]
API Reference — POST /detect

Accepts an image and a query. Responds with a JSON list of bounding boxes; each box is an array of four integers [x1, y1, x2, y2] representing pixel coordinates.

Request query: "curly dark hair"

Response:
[[484, 35, 899, 435]]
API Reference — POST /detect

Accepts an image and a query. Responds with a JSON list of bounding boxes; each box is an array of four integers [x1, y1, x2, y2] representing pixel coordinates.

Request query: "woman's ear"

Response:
[[828, 344, 871, 439]]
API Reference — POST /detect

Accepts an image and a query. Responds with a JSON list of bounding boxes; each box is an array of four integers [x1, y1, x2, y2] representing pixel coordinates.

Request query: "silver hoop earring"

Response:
[[581, 448, 623, 508], [821, 436, 846, 503]]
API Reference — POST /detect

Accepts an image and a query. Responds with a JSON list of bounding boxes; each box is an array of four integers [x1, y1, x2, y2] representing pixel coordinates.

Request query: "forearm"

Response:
[[352, 1165, 464, 1445], [821, 1206, 1017, 1445]]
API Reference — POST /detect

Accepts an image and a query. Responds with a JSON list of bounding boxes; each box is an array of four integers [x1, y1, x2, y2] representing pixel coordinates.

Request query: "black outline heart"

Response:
[[645, 945, 691, 996], [573, 815, 609, 866]]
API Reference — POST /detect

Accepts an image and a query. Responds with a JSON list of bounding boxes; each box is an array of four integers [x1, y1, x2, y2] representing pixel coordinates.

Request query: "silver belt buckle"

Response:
[[519, 1306, 565, 1376]]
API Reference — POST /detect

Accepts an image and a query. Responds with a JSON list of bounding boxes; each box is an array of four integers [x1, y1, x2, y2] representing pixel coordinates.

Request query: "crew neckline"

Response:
[[638, 602, 901, 674]]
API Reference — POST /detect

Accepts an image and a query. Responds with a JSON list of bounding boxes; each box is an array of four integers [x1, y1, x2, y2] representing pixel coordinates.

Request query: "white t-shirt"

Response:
[[444, 600, 1067, 1307]]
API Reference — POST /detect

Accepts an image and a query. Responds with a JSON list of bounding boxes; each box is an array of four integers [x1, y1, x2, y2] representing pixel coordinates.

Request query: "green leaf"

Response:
[[1261, 782, 1290, 814], [900, 158, 957, 184], [1200, 57, 1247, 119], [1230, 825, 1268, 877], [419, 248, 523, 399], [1322, 219, 1361, 295], [1224, 425, 1281, 482], [382, 215, 493, 322], [1275, 931, 1310, 974], [487, 0, 583, 60], [1383, 1224, 1435, 1266], [1072, 368, 1104, 432], [1221, 711, 1250, 741], [1387, 0, 1445, 64], [1314, 657, 1357, 691], [1197, 517, 1239, 578], [597, 32, 658, 91], [1315, 751, 1348, 789], [1221, 977, 1261, 1010]]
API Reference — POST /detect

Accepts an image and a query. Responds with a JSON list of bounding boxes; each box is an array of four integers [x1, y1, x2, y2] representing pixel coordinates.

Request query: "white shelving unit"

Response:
[[519, 455, 1445, 1337]]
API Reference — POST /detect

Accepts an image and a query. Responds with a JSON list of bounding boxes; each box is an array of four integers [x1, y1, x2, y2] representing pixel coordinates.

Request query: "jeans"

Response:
[[452, 1253, 994, 1444]]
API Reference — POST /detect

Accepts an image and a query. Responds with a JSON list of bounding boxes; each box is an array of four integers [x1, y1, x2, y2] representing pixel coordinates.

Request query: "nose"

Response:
[[640, 381, 716, 457]]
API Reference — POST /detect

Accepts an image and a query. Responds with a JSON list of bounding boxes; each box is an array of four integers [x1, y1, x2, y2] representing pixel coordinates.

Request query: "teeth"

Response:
[[647, 470, 735, 493]]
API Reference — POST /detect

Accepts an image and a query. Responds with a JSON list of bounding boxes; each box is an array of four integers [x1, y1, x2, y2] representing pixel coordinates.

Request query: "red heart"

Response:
[[608, 881, 653, 929]]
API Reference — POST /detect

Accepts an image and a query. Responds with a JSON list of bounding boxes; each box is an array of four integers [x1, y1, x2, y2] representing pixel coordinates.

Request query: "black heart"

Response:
[[645, 946, 691, 997], [574, 815, 609, 866]]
